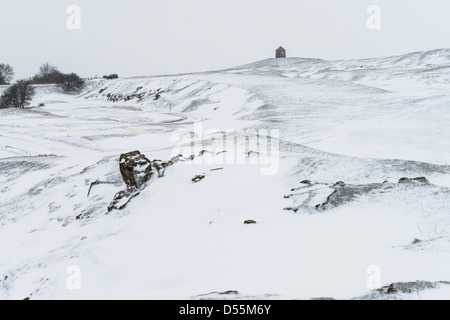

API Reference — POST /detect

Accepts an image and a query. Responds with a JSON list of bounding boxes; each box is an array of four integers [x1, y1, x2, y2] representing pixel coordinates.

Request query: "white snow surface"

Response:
[[1, 49, 450, 300]]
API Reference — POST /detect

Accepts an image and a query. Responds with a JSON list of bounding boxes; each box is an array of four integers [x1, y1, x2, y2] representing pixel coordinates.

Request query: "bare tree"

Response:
[[33, 63, 62, 84], [0, 80, 36, 108], [38, 63, 59, 78], [0, 63, 14, 85]]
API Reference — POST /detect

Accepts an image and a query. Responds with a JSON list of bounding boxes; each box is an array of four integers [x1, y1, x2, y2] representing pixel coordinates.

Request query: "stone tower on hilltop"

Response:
[[276, 46, 286, 58]]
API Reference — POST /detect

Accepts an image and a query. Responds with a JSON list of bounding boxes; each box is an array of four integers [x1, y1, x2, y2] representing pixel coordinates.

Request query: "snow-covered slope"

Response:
[[1, 49, 450, 299]]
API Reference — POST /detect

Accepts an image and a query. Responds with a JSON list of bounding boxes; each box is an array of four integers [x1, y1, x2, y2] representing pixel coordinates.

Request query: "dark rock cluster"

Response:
[[104, 88, 164, 103], [108, 150, 173, 212]]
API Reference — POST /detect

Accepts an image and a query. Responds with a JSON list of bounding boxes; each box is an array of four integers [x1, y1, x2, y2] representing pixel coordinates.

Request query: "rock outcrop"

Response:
[[119, 151, 152, 189], [398, 177, 430, 184], [108, 150, 173, 212], [106, 149, 220, 212], [285, 176, 433, 213]]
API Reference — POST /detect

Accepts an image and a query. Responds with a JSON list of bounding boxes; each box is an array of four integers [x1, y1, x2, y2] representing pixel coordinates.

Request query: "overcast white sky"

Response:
[[1, 0, 449, 79]]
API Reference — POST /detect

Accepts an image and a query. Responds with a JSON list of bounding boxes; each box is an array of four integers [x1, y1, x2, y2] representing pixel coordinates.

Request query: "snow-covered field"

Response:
[[1, 49, 450, 300]]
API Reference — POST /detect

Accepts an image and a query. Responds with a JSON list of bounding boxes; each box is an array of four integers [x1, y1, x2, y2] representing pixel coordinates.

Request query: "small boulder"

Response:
[[398, 177, 430, 185], [219, 290, 239, 295], [333, 181, 346, 188], [150, 159, 169, 177], [386, 283, 396, 294], [108, 189, 140, 212], [119, 151, 152, 189], [411, 177, 430, 184], [192, 175, 205, 183]]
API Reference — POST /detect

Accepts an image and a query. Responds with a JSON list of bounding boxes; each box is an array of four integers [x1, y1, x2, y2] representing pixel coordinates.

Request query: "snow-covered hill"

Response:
[[1, 49, 450, 299]]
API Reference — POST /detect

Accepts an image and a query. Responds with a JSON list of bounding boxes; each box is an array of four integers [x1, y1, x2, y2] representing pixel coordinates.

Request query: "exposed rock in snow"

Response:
[[191, 174, 206, 183], [108, 151, 177, 212], [398, 177, 430, 185], [108, 189, 141, 212], [119, 151, 153, 189], [285, 176, 449, 213]]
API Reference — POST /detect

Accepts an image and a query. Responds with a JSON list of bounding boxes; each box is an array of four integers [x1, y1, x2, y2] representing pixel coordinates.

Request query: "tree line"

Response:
[[0, 63, 85, 109]]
